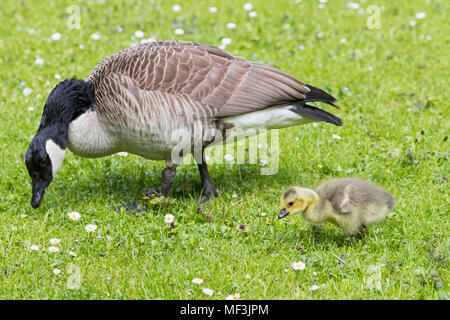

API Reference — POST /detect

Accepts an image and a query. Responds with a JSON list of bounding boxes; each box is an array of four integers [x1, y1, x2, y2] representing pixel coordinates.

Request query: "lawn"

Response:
[[0, 0, 448, 300]]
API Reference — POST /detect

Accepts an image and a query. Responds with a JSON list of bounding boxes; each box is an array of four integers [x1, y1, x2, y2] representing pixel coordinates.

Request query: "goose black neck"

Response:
[[37, 78, 95, 149]]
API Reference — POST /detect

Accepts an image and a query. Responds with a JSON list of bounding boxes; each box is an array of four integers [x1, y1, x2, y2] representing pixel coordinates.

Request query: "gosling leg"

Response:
[[161, 160, 177, 197]]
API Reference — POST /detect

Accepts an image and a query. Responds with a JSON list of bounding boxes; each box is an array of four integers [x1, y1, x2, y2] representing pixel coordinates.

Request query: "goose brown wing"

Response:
[[87, 41, 312, 118]]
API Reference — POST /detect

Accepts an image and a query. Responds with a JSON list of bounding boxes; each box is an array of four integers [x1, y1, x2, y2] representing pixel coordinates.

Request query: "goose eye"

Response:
[[288, 201, 294, 207]]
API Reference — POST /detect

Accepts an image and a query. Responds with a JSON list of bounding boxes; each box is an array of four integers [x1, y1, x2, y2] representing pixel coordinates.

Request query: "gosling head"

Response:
[[278, 187, 319, 219]]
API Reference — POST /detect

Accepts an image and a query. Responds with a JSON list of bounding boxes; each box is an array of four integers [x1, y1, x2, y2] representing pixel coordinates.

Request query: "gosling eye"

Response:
[[288, 201, 294, 207]]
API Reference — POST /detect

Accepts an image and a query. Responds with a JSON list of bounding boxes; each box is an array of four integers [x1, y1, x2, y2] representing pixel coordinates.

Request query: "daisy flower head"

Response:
[[202, 288, 214, 296], [53, 268, 61, 275], [51, 32, 61, 41], [48, 246, 59, 253], [85, 224, 97, 233], [415, 12, 426, 19], [292, 261, 306, 270], [23, 87, 33, 96], [49, 238, 61, 245], [91, 32, 101, 40], [118, 152, 128, 157], [172, 4, 181, 12], [309, 284, 320, 291], [259, 159, 268, 167], [34, 56, 44, 67], [134, 30, 144, 38], [69, 251, 77, 257], [248, 11, 257, 18], [223, 154, 234, 162], [164, 214, 175, 224], [192, 278, 204, 285], [243, 3, 253, 11], [30, 245, 39, 251], [226, 293, 240, 300], [226, 22, 236, 29], [209, 7, 218, 13], [68, 211, 81, 221], [174, 28, 184, 35]]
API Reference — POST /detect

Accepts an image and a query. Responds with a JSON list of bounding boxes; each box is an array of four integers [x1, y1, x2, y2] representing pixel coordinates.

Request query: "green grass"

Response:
[[0, 0, 448, 299]]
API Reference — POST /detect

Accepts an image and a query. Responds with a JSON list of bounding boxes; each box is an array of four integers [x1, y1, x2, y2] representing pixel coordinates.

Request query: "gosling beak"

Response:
[[278, 208, 289, 219]]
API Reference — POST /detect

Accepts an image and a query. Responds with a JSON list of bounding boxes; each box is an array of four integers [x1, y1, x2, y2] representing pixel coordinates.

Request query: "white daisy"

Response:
[[79, 44, 85, 49], [261, 212, 267, 216], [49, 238, 61, 245], [172, 4, 181, 12], [51, 32, 61, 41], [85, 224, 97, 232], [174, 28, 184, 35], [221, 38, 232, 46], [23, 87, 33, 96], [69, 251, 77, 257], [232, 194, 238, 198], [48, 246, 59, 253], [34, 57, 44, 67], [226, 22, 236, 29], [221, 38, 232, 45], [332, 134, 342, 140], [309, 284, 320, 291], [118, 152, 128, 157], [53, 268, 61, 275], [340, 38, 347, 43], [245, 274, 251, 279], [259, 159, 268, 167], [68, 211, 81, 221], [243, 3, 253, 11], [409, 20, 416, 27], [292, 261, 306, 270], [30, 245, 39, 251], [319, 0, 328, 3], [209, 7, 218, 13], [134, 30, 144, 38], [347, 2, 360, 10], [54, 74, 61, 80], [164, 214, 175, 224], [90, 32, 101, 40], [202, 288, 214, 296], [226, 293, 240, 300], [248, 11, 257, 18], [28, 106, 34, 111], [415, 12, 426, 19], [224, 154, 234, 162], [192, 278, 204, 284]]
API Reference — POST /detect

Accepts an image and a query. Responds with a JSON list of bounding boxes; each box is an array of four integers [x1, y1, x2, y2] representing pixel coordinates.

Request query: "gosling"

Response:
[[278, 178, 396, 236]]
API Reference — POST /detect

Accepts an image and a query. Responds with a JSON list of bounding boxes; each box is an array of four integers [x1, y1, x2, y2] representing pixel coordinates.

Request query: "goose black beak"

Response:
[[31, 180, 49, 209], [278, 208, 289, 219]]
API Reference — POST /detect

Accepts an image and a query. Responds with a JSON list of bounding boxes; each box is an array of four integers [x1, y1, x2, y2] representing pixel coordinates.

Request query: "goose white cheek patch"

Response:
[[45, 139, 66, 177]]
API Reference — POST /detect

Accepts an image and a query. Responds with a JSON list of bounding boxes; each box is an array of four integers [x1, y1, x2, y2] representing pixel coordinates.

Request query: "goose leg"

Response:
[[195, 152, 219, 202], [161, 160, 177, 197]]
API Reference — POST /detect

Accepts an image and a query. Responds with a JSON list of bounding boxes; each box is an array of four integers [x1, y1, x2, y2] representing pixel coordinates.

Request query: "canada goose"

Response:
[[278, 178, 396, 236], [25, 41, 342, 208]]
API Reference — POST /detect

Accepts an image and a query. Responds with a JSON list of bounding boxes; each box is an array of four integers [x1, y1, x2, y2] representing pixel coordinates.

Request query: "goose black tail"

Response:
[[303, 84, 339, 109], [290, 104, 343, 126], [288, 84, 342, 126]]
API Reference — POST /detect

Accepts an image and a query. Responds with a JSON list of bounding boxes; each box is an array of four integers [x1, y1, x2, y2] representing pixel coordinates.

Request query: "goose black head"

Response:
[[25, 79, 93, 208], [25, 137, 66, 208]]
